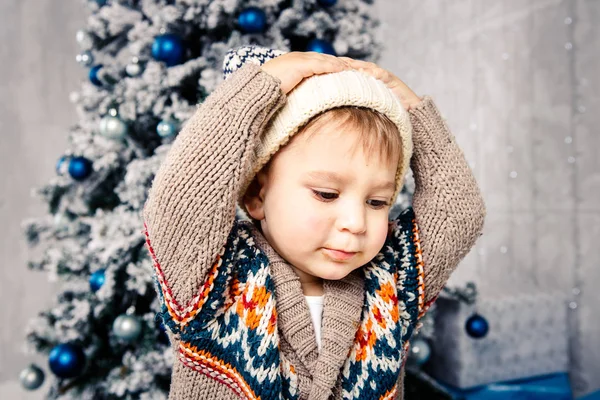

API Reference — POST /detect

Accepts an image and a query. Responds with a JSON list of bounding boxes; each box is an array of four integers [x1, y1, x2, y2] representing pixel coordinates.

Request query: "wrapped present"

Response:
[[581, 391, 600, 400], [440, 372, 573, 400], [425, 291, 569, 389]]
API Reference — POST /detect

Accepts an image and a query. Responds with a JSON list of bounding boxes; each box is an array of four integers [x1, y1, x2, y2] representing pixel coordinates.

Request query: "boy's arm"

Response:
[[143, 63, 286, 309], [408, 96, 486, 307]]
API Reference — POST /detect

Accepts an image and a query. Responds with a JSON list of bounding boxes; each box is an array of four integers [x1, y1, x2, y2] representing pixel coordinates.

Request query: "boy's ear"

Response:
[[243, 171, 268, 221]]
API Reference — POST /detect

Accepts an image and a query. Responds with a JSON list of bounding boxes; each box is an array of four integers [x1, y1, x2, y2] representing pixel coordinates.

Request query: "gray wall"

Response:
[[1, 0, 598, 398], [0, 0, 86, 397], [377, 0, 599, 397]]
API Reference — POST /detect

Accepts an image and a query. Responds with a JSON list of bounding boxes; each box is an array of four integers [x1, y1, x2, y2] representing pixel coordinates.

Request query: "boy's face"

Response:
[[245, 120, 399, 282]]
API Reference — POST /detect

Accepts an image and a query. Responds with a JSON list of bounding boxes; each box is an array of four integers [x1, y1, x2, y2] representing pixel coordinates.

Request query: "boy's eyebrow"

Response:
[[306, 171, 395, 191]]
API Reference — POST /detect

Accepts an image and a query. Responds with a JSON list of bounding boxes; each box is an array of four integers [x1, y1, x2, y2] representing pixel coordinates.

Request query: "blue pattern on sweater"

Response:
[[153, 207, 422, 399]]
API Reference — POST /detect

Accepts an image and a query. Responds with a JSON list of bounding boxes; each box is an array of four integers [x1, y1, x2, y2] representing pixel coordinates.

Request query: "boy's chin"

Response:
[[311, 265, 356, 281]]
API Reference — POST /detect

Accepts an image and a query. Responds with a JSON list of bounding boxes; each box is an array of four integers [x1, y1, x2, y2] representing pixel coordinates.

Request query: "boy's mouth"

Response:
[[322, 248, 358, 261]]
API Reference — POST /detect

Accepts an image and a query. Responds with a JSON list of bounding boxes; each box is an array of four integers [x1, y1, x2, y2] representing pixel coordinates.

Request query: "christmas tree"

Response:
[[20, 0, 400, 398]]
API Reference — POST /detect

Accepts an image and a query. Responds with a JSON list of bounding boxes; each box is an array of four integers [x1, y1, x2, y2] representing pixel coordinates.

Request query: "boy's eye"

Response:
[[312, 190, 390, 209], [367, 199, 389, 209], [312, 190, 338, 201]]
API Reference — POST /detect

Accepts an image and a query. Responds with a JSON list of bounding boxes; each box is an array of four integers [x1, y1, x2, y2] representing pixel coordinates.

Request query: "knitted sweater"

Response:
[[143, 63, 486, 399]]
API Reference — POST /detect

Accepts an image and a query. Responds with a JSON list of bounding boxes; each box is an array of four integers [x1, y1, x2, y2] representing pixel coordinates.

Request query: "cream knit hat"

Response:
[[223, 46, 413, 206]]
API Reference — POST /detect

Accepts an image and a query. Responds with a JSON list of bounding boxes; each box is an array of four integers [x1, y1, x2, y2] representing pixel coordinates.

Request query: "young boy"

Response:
[[143, 46, 485, 400]]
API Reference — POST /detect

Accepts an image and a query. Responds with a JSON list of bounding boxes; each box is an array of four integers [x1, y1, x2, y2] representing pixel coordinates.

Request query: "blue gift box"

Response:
[[440, 373, 573, 400], [582, 391, 600, 400]]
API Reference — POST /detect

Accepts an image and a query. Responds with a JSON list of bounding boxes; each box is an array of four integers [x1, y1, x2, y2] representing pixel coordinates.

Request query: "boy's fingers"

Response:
[[306, 52, 348, 65], [338, 58, 393, 82], [338, 57, 377, 69], [310, 56, 351, 73]]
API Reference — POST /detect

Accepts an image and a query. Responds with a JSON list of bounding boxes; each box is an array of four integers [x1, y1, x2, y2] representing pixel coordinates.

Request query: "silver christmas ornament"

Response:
[[157, 119, 178, 138], [99, 115, 128, 140], [75, 30, 93, 50], [53, 213, 69, 232], [76, 51, 94, 67], [408, 338, 431, 366], [125, 57, 144, 77], [19, 364, 45, 390], [113, 314, 142, 342]]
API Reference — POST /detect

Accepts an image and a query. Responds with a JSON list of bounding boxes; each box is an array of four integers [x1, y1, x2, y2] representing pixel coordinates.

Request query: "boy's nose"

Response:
[[335, 203, 367, 235]]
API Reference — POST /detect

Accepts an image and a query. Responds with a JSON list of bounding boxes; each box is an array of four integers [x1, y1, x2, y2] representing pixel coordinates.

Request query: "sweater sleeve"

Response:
[[143, 63, 287, 313], [404, 96, 486, 307]]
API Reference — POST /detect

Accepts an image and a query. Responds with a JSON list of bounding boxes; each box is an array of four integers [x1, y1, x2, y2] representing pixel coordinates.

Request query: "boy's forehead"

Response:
[[287, 126, 394, 164], [282, 130, 359, 163], [287, 118, 345, 146], [271, 114, 399, 177], [277, 140, 397, 183]]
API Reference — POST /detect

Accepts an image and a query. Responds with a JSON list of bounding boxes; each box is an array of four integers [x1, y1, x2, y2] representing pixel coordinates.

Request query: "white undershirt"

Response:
[[304, 295, 324, 351]]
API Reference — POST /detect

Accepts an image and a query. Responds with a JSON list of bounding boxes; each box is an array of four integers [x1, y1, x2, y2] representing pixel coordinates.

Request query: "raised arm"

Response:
[[409, 97, 486, 306], [143, 62, 286, 309]]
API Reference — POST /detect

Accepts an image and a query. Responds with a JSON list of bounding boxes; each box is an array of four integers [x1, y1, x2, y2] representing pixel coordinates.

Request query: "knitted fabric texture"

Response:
[[222, 46, 413, 207], [145, 207, 425, 400]]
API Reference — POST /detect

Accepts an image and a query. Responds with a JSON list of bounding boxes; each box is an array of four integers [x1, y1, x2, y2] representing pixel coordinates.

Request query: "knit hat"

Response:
[[223, 46, 413, 208]]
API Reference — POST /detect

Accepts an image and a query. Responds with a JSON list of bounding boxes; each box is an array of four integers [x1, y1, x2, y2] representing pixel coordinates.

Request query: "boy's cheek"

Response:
[[373, 221, 391, 248], [302, 212, 326, 235]]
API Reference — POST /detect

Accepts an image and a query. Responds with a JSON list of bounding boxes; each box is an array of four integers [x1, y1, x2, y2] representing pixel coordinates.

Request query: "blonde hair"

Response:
[[292, 106, 402, 166]]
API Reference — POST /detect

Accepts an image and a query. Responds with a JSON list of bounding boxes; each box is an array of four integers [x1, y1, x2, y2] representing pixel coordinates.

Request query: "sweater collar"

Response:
[[246, 222, 364, 399], [310, 271, 364, 400]]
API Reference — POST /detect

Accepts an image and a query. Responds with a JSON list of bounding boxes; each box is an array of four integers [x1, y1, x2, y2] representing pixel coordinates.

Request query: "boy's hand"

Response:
[[261, 52, 352, 95], [338, 57, 422, 111]]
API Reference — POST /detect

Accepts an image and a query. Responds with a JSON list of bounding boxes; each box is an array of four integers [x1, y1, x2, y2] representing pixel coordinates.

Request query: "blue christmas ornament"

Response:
[[238, 7, 267, 33], [466, 314, 489, 339], [318, 0, 337, 6], [156, 119, 178, 138], [94, 0, 107, 6], [48, 343, 86, 379], [306, 39, 336, 56], [152, 34, 185, 67], [68, 156, 93, 181], [89, 64, 103, 86], [89, 269, 106, 292]]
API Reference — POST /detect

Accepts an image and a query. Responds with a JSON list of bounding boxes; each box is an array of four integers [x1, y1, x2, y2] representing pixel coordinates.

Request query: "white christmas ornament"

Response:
[[99, 115, 128, 140]]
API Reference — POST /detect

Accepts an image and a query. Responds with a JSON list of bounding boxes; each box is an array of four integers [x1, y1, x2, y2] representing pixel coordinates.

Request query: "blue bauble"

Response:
[[466, 314, 489, 339], [68, 156, 93, 181], [94, 0, 107, 6], [56, 156, 68, 175], [156, 119, 178, 138], [89, 65, 103, 86], [318, 0, 337, 6], [48, 343, 86, 379], [238, 7, 267, 33], [306, 39, 336, 55], [89, 269, 106, 292], [152, 34, 185, 67]]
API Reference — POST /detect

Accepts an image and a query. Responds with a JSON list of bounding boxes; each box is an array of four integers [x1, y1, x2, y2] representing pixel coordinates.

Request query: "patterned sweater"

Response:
[[143, 63, 486, 399]]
